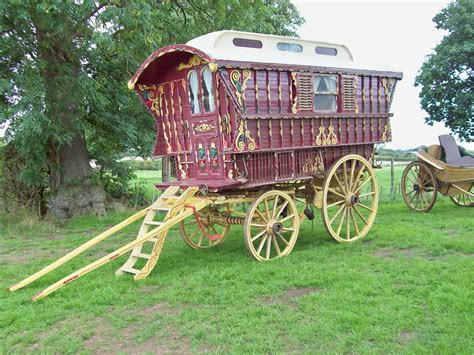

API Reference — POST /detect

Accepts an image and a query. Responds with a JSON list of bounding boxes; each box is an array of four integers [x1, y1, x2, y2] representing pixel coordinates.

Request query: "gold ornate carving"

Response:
[[208, 62, 218, 72], [230, 69, 251, 107], [381, 122, 391, 142], [177, 54, 207, 71], [235, 120, 256, 152], [316, 125, 326, 146], [327, 124, 338, 145], [382, 78, 396, 107], [290, 72, 298, 113], [302, 152, 325, 175], [315, 122, 338, 146], [193, 122, 216, 133], [354, 76, 359, 113]]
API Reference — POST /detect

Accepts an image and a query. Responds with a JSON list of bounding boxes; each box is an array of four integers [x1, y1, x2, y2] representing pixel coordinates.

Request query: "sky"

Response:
[[293, 0, 473, 150]]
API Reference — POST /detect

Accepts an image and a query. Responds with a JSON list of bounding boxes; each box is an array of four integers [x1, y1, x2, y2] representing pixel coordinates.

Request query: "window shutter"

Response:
[[341, 75, 358, 112], [297, 73, 313, 111]]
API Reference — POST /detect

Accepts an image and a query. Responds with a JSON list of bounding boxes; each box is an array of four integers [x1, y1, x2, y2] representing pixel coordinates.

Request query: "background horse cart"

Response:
[[401, 135, 474, 211], [9, 31, 402, 300]]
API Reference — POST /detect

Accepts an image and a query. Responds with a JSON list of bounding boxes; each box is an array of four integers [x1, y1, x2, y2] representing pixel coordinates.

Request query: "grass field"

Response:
[[1, 167, 473, 353]]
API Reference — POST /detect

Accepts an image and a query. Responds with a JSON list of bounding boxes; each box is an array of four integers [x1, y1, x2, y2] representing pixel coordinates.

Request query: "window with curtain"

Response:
[[313, 75, 337, 111], [188, 70, 200, 114], [201, 68, 215, 112]]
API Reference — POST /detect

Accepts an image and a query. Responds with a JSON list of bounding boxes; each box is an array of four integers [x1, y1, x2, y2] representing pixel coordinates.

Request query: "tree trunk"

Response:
[[35, 23, 105, 220]]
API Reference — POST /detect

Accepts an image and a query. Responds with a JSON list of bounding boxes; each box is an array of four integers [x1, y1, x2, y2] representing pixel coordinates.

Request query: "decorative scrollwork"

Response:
[[234, 120, 256, 152], [315, 124, 338, 146], [381, 123, 391, 142], [193, 122, 215, 133], [230, 69, 251, 107], [177, 54, 207, 71]]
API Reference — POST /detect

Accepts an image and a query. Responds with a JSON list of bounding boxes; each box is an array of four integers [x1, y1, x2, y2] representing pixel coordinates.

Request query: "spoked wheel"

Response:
[[244, 190, 300, 261], [179, 206, 231, 249], [322, 154, 379, 243], [401, 161, 437, 212], [450, 185, 474, 207]]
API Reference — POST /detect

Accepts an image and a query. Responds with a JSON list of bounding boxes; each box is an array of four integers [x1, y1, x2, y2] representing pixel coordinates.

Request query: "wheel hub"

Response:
[[270, 221, 283, 234], [413, 184, 420, 192], [346, 193, 359, 206]]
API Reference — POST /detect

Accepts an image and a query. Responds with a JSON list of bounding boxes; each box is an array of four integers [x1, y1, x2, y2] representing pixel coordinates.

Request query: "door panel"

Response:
[[190, 117, 223, 178]]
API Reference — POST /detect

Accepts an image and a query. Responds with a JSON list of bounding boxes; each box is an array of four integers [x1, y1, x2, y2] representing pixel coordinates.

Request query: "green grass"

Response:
[[1, 168, 473, 353]]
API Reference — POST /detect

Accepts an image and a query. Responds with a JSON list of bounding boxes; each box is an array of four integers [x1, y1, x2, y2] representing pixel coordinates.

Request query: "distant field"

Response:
[[1, 162, 472, 353], [134, 164, 409, 202]]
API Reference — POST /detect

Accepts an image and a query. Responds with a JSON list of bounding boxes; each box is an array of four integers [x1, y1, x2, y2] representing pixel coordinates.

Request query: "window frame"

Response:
[[188, 69, 201, 115], [187, 66, 217, 116], [200, 67, 216, 113], [313, 74, 338, 112]]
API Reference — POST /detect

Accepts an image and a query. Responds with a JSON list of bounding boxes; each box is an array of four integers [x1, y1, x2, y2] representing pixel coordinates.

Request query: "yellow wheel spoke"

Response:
[[272, 195, 279, 219], [255, 209, 268, 223], [329, 204, 345, 225], [282, 227, 295, 232], [276, 233, 289, 246], [353, 205, 368, 225], [251, 223, 266, 228], [265, 234, 272, 259], [333, 174, 346, 194], [276, 201, 289, 218], [343, 161, 349, 192], [354, 175, 372, 194], [358, 191, 375, 198], [328, 188, 346, 199], [272, 235, 282, 256], [251, 229, 266, 242], [256, 234, 268, 254], [279, 213, 295, 223], [357, 202, 373, 212], [350, 208, 360, 236], [349, 159, 356, 190], [264, 198, 270, 220], [336, 207, 347, 236], [327, 199, 345, 208]]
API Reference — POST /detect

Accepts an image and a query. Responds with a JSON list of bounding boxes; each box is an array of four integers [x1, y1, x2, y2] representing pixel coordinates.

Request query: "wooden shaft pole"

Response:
[[8, 208, 150, 292], [32, 198, 209, 301]]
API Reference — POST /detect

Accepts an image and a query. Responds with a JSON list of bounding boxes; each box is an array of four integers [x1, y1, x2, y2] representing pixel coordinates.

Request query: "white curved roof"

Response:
[[187, 31, 398, 73]]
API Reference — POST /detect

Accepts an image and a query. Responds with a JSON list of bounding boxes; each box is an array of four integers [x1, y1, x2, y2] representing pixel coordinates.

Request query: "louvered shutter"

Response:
[[341, 75, 358, 112], [297, 73, 313, 111]]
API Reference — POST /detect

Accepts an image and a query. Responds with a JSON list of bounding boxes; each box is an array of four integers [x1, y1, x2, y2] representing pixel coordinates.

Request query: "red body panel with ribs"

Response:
[[130, 44, 402, 191]]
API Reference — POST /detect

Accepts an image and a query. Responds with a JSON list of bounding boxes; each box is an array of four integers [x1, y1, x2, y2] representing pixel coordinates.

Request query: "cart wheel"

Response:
[[179, 207, 230, 249], [450, 185, 473, 207], [322, 154, 379, 243], [244, 190, 300, 261], [401, 161, 437, 212]]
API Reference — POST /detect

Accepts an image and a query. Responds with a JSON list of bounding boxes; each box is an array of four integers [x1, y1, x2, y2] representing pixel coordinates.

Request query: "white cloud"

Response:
[[293, 0, 473, 149]]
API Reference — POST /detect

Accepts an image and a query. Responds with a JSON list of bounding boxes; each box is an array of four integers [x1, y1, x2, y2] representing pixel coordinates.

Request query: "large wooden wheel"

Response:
[[401, 161, 437, 212], [322, 154, 379, 243], [178, 206, 231, 249], [244, 190, 300, 261], [450, 185, 474, 207]]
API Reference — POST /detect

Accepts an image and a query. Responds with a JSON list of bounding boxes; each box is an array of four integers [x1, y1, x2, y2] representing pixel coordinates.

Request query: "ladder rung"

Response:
[[132, 253, 151, 260], [150, 207, 170, 211], [163, 196, 180, 200], [144, 221, 163, 226], [147, 238, 158, 243], [121, 267, 140, 275]]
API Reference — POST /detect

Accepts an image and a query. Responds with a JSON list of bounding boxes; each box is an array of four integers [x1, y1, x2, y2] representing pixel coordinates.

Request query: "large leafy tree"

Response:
[[415, 0, 473, 142], [0, 0, 304, 217]]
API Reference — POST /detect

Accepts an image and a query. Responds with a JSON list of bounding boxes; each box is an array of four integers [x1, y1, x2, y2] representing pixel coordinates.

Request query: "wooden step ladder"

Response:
[[8, 186, 209, 301]]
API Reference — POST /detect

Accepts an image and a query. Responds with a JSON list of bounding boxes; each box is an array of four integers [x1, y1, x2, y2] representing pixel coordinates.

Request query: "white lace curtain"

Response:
[[314, 75, 337, 93], [188, 70, 200, 113], [202, 68, 215, 112]]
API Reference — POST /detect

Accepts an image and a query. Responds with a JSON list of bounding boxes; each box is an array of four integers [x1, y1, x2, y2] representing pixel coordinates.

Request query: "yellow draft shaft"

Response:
[[8, 208, 150, 292], [31, 197, 209, 301]]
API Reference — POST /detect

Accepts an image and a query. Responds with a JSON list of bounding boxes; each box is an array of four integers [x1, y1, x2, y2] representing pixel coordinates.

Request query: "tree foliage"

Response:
[[0, 0, 304, 211], [415, 0, 473, 142]]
